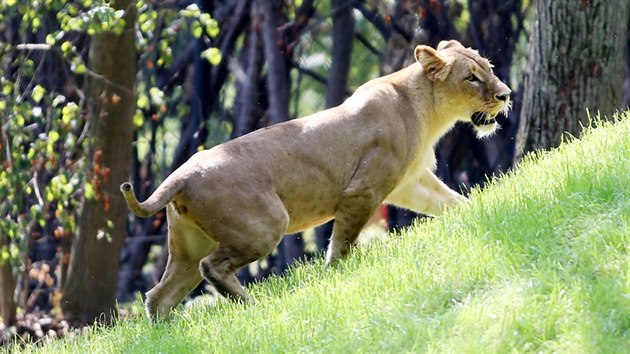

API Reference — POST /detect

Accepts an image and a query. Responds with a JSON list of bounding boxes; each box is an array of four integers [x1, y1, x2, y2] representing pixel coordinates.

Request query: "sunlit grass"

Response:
[[16, 113, 629, 353]]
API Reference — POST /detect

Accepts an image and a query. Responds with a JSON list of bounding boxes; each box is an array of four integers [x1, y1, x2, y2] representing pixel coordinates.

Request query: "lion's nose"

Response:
[[495, 94, 509, 102]]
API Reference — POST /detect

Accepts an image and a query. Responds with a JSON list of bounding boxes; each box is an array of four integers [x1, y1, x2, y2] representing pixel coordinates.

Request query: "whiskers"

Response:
[[501, 99, 513, 116], [482, 98, 512, 118]]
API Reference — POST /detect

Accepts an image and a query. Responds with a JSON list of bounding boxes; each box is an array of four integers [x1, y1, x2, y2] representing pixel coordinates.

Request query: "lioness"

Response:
[[121, 40, 511, 320]]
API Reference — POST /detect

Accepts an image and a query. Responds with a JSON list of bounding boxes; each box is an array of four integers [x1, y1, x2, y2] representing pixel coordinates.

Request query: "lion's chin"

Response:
[[471, 111, 499, 138]]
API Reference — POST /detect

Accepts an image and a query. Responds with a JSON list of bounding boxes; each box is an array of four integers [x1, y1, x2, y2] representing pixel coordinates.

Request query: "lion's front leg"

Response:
[[419, 169, 468, 209], [386, 169, 467, 216]]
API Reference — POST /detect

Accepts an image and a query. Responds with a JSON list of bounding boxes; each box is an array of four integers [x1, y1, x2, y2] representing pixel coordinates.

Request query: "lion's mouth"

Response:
[[471, 111, 497, 127], [470, 111, 500, 138]]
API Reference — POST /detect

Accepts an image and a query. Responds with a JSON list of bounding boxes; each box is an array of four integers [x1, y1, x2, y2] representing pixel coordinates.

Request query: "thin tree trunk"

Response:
[[516, 0, 629, 158], [325, 0, 355, 108], [234, 10, 263, 138], [0, 117, 16, 326], [0, 236, 17, 326], [62, 0, 136, 325], [258, 0, 289, 124]]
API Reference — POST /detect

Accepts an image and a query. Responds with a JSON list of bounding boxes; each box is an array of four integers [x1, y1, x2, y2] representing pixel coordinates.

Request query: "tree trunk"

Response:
[[0, 116, 17, 326], [233, 8, 263, 138], [62, 0, 136, 325], [0, 236, 17, 326], [516, 0, 629, 158], [258, 0, 290, 124], [325, 0, 355, 108]]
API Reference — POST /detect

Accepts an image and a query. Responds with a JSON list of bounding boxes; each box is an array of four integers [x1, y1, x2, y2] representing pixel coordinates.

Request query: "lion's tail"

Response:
[[120, 176, 184, 218]]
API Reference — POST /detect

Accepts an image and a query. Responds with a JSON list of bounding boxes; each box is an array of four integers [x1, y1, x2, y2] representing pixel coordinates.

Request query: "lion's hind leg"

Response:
[[145, 206, 216, 321], [198, 198, 289, 303], [198, 229, 286, 303], [199, 247, 252, 303], [146, 256, 202, 321]]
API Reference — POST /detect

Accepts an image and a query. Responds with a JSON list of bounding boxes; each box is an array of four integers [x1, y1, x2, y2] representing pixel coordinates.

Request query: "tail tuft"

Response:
[[120, 181, 155, 218], [120, 182, 132, 192]]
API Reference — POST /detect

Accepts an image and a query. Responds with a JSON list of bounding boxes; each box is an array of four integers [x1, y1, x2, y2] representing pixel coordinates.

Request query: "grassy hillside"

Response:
[[18, 114, 629, 353]]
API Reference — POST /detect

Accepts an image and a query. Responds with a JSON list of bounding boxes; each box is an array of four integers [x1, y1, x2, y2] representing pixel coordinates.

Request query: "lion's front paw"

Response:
[[457, 194, 471, 205]]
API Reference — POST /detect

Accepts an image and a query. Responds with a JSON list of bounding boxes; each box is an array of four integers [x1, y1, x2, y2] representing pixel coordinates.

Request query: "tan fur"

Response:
[[120, 40, 511, 320]]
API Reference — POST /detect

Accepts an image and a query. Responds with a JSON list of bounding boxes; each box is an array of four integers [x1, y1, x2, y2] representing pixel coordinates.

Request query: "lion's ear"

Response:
[[437, 40, 463, 51], [414, 45, 452, 81]]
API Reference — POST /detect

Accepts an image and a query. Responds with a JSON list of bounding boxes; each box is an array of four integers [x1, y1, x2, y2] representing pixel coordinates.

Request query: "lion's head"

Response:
[[414, 40, 512, 138]]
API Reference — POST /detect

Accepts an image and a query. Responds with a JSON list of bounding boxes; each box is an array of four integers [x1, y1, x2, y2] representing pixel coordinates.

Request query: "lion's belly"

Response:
[[274, 166, 345, 234], [280, 190, 336, 234], [285, 213, 334, 234]]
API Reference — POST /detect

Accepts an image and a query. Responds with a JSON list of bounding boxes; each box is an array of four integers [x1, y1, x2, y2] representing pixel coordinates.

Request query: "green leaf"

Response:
[[60, 41, 73, 54], [87, 22, 98, 36], [84, 182, 96, 200], [62, 102, 78, 124], [22, 59, 35, 77], [45, 189, 55, 202], [149, 87, 164, 106], [15, 114, 25, 126], [32, 17, 41, 30], [52, 95, 66, 107], [49, 130, 60, 144], [133, 110, 144, 127], [31, 84, 45, 103], [200, 47, 222, 65], [72, 62, 86, 74], [63, 181, 74, 196], [3, 84, 13, 96], [199, 13, 211, 25], [65, 17, 84, 32], [46, 33, 56, 45], [27, 147, 36, 160], [192, 21, 202, 38], [181, 4, 200, 17], [206, 19, 219, 38], [137, 94, 149, 110], [46, 141, 54, 155], [29, 205, 41, 218]]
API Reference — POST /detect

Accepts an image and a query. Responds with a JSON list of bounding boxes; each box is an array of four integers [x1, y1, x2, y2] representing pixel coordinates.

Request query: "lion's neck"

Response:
[[388, 65, 460, 147]]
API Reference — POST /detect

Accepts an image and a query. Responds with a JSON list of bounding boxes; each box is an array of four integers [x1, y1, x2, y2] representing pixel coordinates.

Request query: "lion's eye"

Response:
[[467, 74, 480, 83]]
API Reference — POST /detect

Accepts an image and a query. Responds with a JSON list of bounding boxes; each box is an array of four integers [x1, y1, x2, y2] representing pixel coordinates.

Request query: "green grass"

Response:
[[16, 114, 630, 353]]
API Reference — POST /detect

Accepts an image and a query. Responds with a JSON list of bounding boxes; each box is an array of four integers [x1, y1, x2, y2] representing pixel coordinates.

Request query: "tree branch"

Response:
[[14, 43, 134, 98], [355, 31, 383, 58], [289, 60, 328, 85], [353, 0, 391, 40]]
